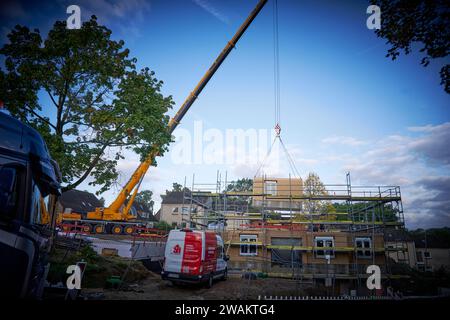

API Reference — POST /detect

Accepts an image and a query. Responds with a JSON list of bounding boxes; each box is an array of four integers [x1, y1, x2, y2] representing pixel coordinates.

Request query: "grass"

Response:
[[47, 245, 150, 288]]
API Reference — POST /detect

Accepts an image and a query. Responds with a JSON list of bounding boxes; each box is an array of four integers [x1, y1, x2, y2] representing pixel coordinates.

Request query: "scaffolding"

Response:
[[181, 171, 409, 295]]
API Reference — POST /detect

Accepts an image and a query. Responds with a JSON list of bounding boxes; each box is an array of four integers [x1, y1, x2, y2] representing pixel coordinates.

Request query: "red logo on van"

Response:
[[172, 244, 181, 254]]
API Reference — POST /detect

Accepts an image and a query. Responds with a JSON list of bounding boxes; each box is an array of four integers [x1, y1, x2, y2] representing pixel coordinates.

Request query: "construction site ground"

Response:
[[82, 272, 302, 300]]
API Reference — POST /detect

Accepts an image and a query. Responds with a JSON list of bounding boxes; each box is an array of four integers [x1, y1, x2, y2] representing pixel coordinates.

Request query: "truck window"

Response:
[[30, 182, 42, 225], [0, 165, 19, 220]]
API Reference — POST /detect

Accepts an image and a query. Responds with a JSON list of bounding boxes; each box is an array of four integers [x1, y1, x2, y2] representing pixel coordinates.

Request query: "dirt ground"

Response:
[[82, 272, 303, 300]]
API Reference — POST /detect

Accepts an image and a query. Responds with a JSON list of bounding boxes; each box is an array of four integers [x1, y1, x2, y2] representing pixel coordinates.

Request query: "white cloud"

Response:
[[192, 0, 229, 24], [58, 0, 152, 39], [335, 123, 450, 228], [408, 122, 450, 165], [322, 135, 367, 146]]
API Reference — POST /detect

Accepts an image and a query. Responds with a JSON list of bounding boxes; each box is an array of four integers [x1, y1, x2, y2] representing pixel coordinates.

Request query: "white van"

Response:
[[161, 229, 228, 287]]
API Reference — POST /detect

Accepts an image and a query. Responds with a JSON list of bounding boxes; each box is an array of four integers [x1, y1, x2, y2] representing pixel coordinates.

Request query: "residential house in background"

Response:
[[57, 189, 103, 217], [131, 202, 155, 221], [414, 247, 450, 272], [386, 231, 450, 272], [159, 191, 212, 228]]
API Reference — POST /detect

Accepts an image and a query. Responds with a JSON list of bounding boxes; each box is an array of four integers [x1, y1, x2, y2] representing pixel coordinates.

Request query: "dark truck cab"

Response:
[[0, 111, 61, 298]]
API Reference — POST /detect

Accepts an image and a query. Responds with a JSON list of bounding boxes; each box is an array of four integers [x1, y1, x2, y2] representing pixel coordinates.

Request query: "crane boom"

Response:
[[87, 0, 268, 221]]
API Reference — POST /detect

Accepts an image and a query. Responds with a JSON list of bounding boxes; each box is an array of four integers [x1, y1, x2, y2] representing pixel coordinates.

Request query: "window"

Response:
[[355, 237, 372, 258], [30, 182, 42, 225], [264, 181, 277, 196], [423, 251, 431, 259], [0, 165, 19, 220], [240, 235, 258, 256], [172, 207, 179, 214], [217, 243, 224, 259], [181, 207, 189, 215], [314, 236, 334, 259]]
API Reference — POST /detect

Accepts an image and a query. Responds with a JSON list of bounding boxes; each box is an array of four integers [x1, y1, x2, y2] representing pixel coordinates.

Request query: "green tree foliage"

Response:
[[371, 0, 449, 93], [303, 172, 329, 213], [154, 220, 173, 231], [0, 16, 173, 194], [166, 182, 189, 193], [225, 178, 253, 209], [226, 178, 253, 192], [134, 190, 154, 214], [331, 202, 399, 222], [407, 227, 450, 248]]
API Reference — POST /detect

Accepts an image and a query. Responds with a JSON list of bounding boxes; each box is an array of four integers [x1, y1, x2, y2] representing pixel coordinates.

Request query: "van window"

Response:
[[217, 243, 224, 259]]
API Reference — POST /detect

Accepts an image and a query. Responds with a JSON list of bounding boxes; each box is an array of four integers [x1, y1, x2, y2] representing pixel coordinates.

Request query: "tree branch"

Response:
[[24, 104, 57, 130], [45, 87, 59, 109], [62, 142, 109, 192]]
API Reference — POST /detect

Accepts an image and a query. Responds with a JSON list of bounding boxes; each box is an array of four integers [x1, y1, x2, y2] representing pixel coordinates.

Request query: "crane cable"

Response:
[[273, 0, 281, 135], [254, 0, 301, 180]]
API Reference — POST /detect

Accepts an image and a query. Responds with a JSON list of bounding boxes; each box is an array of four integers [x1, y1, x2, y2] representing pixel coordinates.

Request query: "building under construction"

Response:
[[169, 172, 409, 296]]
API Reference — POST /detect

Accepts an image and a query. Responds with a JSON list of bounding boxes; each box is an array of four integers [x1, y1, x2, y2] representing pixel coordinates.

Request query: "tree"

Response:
[[134, 190, 154, 214], [171, 183, 183, 192], [166, 182, 189, 193], [154, 220, 173, 231], [303, 172, 329, 213], [225, 178, 253, 208], [332, 201, 399, 222], [407, 227, 450, 248], [226, 178, 253, 192], [371, 0, 449, 93], [0, 16, 174, 194]]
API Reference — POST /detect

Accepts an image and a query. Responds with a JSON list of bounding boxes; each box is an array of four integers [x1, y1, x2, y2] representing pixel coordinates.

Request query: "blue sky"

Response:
[[1, 0, 449, 228]]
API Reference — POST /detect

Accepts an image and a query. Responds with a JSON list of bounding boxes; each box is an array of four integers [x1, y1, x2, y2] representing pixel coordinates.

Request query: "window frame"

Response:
[[240, 234, 258, 256], [264, 180, 277, 196], [355, 237, 373, 259], [314, 236, 335, 259]]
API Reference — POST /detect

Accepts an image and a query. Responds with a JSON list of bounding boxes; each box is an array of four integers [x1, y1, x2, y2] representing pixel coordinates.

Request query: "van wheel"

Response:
[[207, 274, 213, 288]]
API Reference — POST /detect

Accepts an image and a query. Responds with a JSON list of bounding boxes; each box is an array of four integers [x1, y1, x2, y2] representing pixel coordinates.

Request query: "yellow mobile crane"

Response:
[[59, 0, 268, 235]]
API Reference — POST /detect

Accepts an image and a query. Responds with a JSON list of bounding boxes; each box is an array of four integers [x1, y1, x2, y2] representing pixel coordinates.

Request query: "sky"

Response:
[[1, 0, 449, 229]]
